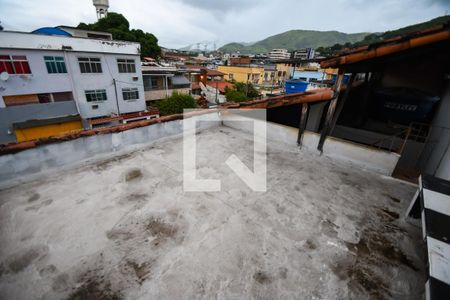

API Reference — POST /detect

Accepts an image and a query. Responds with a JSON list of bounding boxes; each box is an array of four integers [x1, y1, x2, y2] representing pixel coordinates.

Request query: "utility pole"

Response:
[[113, 78, 120, 115]]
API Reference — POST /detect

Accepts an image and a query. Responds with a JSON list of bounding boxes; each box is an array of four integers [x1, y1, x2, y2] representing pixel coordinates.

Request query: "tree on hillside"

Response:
[[77, 13, 161, 59]]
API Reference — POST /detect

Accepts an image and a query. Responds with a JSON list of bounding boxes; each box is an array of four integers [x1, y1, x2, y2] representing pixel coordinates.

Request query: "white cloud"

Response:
[[0, 0, 448, 49]]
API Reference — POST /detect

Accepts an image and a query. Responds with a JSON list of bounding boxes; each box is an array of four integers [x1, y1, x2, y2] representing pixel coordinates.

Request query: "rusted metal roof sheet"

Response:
[[321, 24, 450, 68]]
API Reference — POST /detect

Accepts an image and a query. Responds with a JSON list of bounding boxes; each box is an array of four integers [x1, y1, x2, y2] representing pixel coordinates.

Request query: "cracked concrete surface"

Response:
[[0, 126, 424, 299]]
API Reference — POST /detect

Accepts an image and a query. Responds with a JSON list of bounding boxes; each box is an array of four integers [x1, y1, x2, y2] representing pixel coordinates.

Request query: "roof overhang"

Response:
[[320, 25, 450, 71]]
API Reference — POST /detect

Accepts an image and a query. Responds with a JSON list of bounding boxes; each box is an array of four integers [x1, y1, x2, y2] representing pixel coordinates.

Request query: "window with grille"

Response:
[[44, 56, 67, 73], [85, 89, 107, 102], [0, 55, 31, 74], [117, 59, 136, 73], [122, 88, 139, 101], [78, 57, 102, 73]]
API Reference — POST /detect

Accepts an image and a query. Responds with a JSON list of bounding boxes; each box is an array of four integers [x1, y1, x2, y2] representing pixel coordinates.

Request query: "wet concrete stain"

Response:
[[95, 153, 135, 171], [279, 267, 288, 279], [27, 193, 40, 203], [25, 199, 53, 212], [347, 266, 390, 299], [125, 169, 143, 182], [4, 245, 48, 273], [321, 219, 339, 238], [39, 264, 58, 276], [67, 276, 121, 300], [304, 239, 318, 250], [377, 207, 400, 221], [146, 217, 177, 239], [106, 229, 134, 241], [253, 271, 272, 284], [52, 273, 70, 292], [387, 195, 401, 203], [345, 231, 417, 271], [124, 260, 152, 284]]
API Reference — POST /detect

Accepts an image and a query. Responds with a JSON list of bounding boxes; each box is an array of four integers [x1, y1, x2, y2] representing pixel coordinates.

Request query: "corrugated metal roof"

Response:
[[321, 23, 450, 68]]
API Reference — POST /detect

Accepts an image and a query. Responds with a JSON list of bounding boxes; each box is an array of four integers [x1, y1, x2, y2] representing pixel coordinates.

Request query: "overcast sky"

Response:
[[1, 0, 449, 49]]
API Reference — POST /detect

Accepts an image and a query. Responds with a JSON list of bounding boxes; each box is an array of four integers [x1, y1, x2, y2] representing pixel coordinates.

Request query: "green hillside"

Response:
[[317, 15, 450, 55], [219, 30, 369, 54], [356, 15, 450, 46], [219, 15, 450, 54]]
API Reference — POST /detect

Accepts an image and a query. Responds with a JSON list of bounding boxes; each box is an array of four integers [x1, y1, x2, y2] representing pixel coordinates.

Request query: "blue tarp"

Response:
[[32, 27, 72, 37], [285, 80, 309, 94]]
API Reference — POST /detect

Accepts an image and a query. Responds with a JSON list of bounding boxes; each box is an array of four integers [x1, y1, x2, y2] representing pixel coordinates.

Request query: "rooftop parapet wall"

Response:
[[0, 31, 140, 55], [0, 109, 401, 188], [222, 113, 400, 176], [0, 112, 221, 187]]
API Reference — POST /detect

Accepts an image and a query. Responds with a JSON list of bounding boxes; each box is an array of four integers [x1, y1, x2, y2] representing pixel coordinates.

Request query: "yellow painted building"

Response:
[[14, 117, 83, 142], [217, 66, 265, 85]]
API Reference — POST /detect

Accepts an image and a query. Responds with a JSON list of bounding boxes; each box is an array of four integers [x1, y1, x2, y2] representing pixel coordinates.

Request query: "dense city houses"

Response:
[[0, 28, 155, 143]]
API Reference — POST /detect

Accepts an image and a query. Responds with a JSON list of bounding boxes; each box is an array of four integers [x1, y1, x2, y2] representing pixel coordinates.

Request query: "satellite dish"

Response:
[[0, 72, 9, 81]]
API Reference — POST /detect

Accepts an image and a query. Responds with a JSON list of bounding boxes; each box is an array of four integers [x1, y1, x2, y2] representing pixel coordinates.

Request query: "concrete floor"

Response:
[[0, 126, 424, 299]]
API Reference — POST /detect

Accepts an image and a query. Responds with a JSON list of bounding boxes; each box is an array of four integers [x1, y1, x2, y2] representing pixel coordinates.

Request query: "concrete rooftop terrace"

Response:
[[0, 124, 424, 299]]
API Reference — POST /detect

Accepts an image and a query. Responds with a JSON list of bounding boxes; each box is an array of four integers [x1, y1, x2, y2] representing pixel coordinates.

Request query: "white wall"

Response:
[[66, 52, 145, 118], [0, 49, 73, 107], [425, 80, 450, 180], [0, 31, 146, 119]]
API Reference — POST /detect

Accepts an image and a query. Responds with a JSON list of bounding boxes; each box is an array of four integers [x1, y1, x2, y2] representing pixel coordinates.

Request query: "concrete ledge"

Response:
[[0, 112, 221, 187], [222, 113, 400, 176], [0, 110, 400, 187]]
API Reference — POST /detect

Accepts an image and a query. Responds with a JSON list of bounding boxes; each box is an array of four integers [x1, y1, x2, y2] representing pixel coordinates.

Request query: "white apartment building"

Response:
[[293, 48, 315, 60], [0, 30, 147, 143], [268, 49, 291, 61]]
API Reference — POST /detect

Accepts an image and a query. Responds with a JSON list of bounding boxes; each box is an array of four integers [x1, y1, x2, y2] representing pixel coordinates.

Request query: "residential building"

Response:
[[229, 57, 251, 66], [142, 65, 191, 103], [292, 70, 325, 82], [182, 65, 228, 96], [0, 30, 147, 143], [292, 48, 315, 60], [217, 65, 265, 85], [268, 48, 290, 61]]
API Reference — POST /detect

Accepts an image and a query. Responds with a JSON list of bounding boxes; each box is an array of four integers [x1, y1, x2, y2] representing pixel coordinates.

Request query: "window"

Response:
[[37, 93, 52, 103], [151, 77, 158, 88], [85, 89, 107, 102], [44, 56, 67, 73], [78, 57, 102, 73], [0, 55, 31, 74], [122, 88, 139, 101], [53, 91, 74, 102], [143, 76, 163, 91], [229, 74, 234, 80], [117, 59, 136, 73]]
